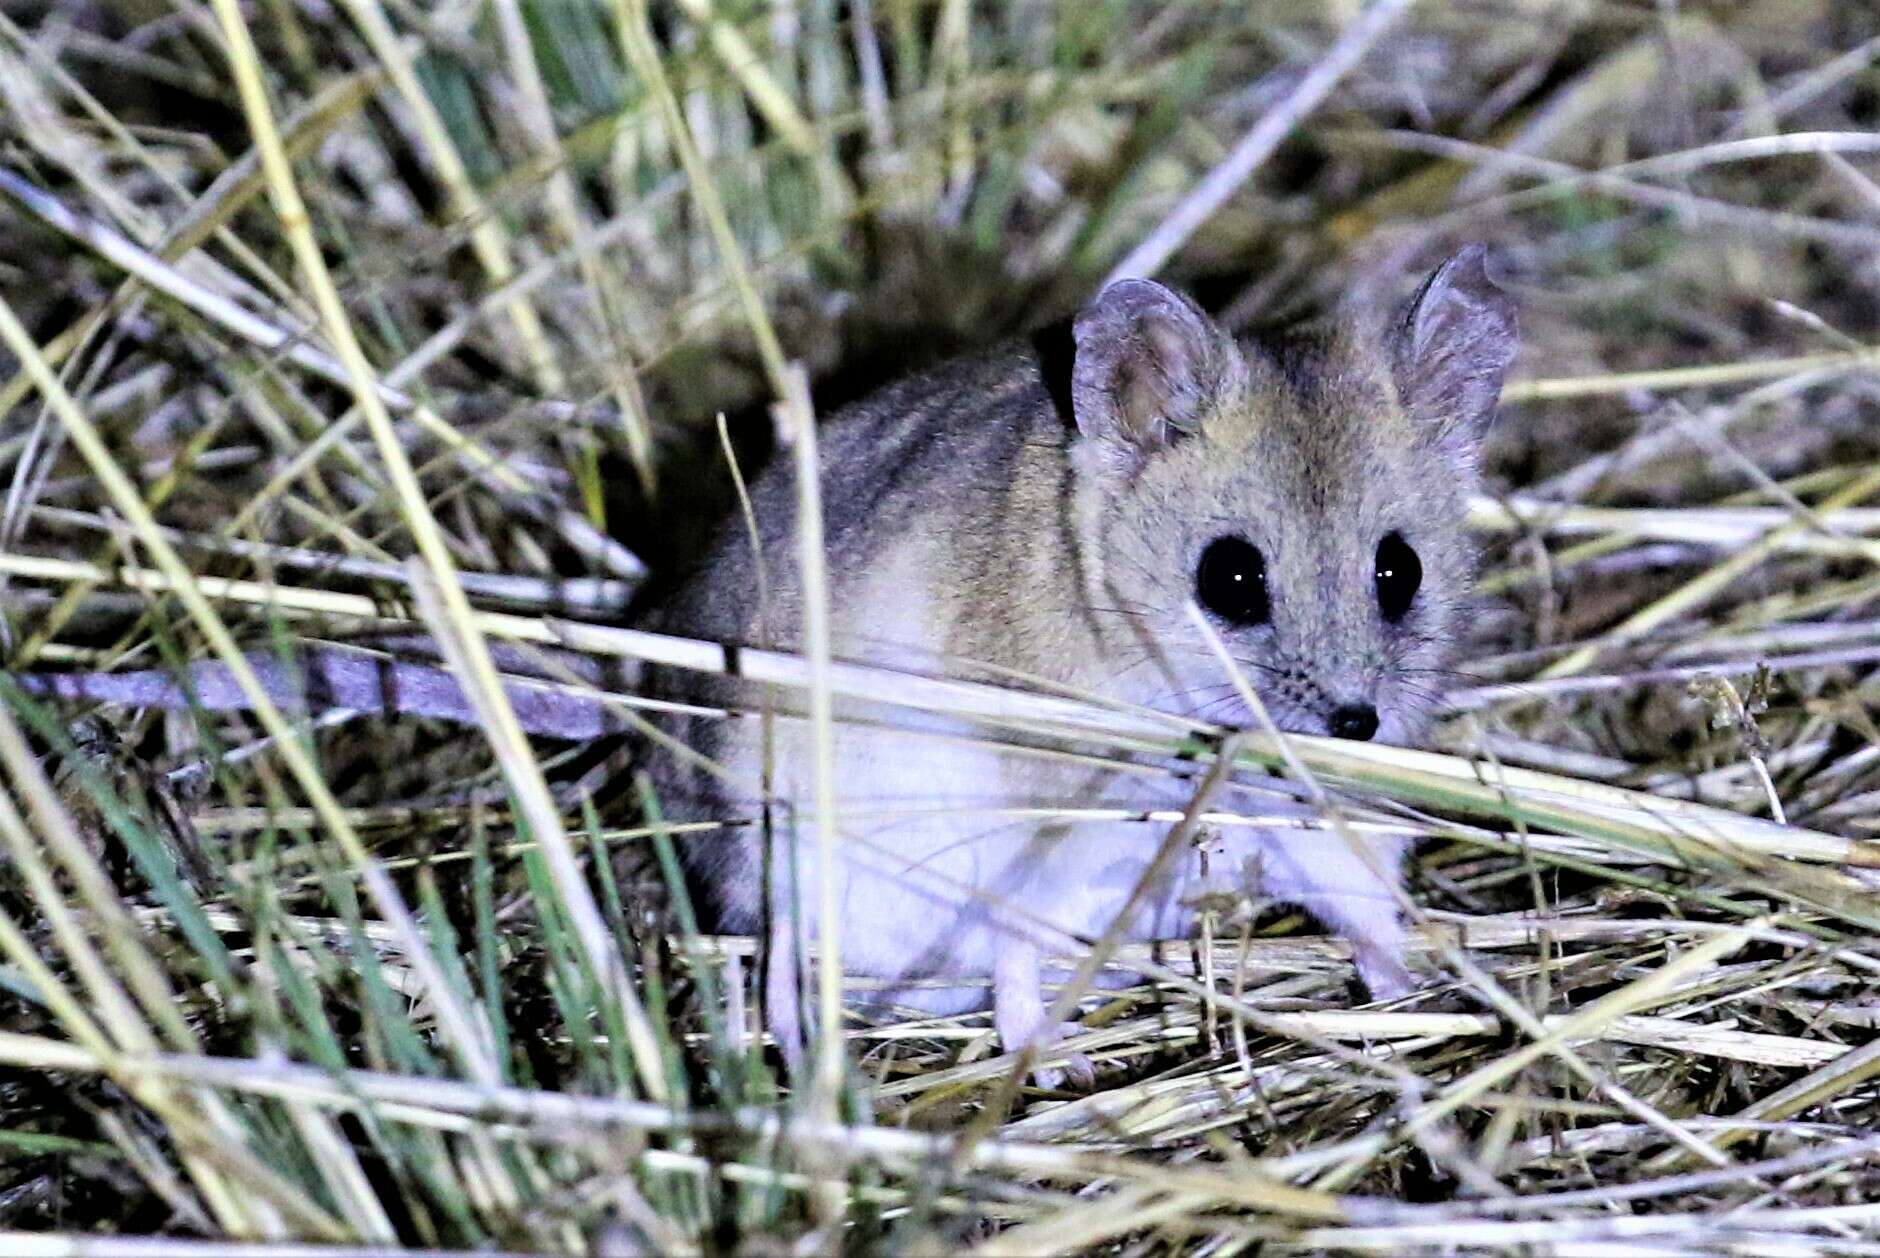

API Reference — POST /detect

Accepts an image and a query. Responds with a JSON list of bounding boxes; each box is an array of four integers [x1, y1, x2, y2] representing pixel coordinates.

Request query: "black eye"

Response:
[[1375, 532, 1422, 622], [1196, 536, 1270, 626]]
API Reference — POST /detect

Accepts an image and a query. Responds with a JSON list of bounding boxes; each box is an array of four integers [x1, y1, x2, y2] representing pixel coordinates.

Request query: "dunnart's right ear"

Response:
[[1071, 279, 1243, 474]]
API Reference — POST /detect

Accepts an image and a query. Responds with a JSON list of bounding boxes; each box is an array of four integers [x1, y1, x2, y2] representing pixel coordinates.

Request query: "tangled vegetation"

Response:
[[1, 1, 1879, 1253]]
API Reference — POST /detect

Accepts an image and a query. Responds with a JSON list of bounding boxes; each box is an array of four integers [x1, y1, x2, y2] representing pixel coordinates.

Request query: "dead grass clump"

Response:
[[1, 0, 1879, 1252]]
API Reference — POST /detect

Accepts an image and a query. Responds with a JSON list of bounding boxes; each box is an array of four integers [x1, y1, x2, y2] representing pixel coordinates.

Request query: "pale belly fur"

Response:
[[711, 708, 1409, 1017]]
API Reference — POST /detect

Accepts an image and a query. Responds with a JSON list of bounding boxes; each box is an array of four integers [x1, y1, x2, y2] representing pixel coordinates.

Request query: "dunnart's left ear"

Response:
[[1391, 245, 1519, 463]]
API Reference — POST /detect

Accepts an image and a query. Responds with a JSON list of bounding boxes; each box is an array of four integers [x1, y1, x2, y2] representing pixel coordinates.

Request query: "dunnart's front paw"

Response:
[[1025, 1022, 1096, 1091], [1353, 941, 1419, 1002], [994, 946, 1096, 1090]]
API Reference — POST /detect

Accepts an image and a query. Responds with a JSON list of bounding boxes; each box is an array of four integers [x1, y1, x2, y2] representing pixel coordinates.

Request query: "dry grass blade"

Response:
[[12, 525, 1880, 870], [406, 559, 668, 1097], [334, 0, 561, 394], [0, 293, 511, 1101], [1107, 0, 1421, 283]]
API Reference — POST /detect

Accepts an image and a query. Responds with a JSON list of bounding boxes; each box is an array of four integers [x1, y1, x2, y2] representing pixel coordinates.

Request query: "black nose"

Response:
[[1329, 703, 1379, 741]]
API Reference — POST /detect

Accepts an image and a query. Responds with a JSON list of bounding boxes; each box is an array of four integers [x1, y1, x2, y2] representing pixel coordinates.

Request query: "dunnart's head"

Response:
[[1068, 247, 1518, 743]]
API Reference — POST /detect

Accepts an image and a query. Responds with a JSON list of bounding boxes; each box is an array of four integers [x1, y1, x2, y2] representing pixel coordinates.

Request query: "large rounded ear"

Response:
[[1392, 245, 1519, 461], [1071, 279, 1239, 470]]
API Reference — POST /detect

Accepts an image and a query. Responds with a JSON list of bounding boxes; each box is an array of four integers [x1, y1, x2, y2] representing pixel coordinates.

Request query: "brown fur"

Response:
[[643, 248, 1518, 1078]]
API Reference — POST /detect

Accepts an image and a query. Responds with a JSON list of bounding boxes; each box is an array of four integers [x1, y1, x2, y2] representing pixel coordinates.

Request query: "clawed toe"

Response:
[[1027, 1052, 1093, 1091], [1025, 1022, 1095, 1090]]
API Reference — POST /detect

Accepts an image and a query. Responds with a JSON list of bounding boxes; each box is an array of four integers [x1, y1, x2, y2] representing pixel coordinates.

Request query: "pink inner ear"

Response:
[[1072, 279, 1235, 454], [1123, 312, 1216, 442], [1142, 317, 1197, 380], [1116, 354, 1163, 440]]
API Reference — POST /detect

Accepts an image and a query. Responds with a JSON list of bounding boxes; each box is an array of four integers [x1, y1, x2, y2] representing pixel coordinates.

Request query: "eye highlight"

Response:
[[1196, 536, 1270, 626], [1375, 532, 1422, 622]]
